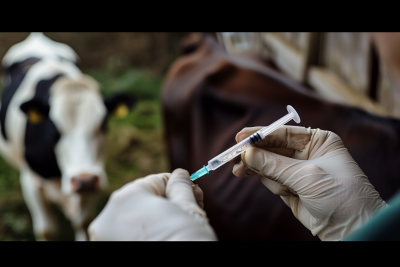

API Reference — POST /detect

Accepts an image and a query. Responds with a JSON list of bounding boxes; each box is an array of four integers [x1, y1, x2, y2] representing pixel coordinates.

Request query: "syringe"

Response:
[[190, 105, 301, 181]]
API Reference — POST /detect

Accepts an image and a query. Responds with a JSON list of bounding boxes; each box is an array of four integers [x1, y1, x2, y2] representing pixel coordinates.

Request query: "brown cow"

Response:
[[161, 33, 400, 241]]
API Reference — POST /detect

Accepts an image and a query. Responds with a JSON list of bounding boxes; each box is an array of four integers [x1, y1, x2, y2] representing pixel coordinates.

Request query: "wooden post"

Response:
[[216, 32, 392, 118], [260, 32, 318, 83]]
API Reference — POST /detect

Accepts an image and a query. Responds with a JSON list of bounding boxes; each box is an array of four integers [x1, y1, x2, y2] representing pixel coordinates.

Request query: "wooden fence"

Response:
[[217, 32, 398, 119]]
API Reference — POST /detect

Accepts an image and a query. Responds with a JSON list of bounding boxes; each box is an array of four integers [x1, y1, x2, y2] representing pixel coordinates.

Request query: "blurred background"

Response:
[[217, 32, 399, 119], [0, 32, 398, 240], [0, 32, 188, 240]]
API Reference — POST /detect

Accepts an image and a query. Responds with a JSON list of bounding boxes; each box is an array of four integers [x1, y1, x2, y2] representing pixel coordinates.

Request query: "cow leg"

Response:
[[63, 193, 98, 241], [19, 169, 60, 241]]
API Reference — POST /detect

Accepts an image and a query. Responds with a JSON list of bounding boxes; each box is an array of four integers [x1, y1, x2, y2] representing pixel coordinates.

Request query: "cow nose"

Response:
[[71, 174, 100, 193]]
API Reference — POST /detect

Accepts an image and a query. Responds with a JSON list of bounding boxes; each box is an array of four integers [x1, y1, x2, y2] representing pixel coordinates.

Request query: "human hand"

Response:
[[88, 169, 217, 241], [232, 126, 387, 241]]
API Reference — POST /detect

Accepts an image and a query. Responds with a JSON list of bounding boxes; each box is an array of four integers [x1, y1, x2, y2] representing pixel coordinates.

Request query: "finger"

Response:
[[280, 196, 313, 231], [280, 196, 291, 207], [192, 184, 204, 209], [88, 223, 100, 241], [236, 127, 300, 159], [260, 178, 298, 196], [231, 149, 299, 196], [238, 126, 345, 161], [288, 196, 300, 220], [166, 169, 199, 206], [232, 161, 257, 178], [242, 147, 307, 191], [236, 126, 311, 152], [235, 127, 262, 143], [116, 173, 171, 199], [166, 168, 208, 221], [263, 147, 296, 158], [228, 154, 242, 164]]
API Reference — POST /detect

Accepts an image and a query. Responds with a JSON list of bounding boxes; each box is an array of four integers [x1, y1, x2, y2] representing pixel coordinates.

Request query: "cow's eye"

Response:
[[27, 109, 45, 124]]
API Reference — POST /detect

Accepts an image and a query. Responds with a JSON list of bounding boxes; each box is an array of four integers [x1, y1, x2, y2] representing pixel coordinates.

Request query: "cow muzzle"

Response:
[[70, 173, 100, 193]]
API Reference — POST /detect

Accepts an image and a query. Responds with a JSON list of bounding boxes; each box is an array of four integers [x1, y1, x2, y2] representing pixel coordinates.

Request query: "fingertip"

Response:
[[235, 127, 263, 142], [88, 224, 96, 241], [232, 161, 256, 178], [172, 168, 190, 176], [242, 147, 264, 173], [166, 170, 204, 215], [235, 129, 251, 142], [170, 168, 191, 185], [235, 129, 245, 142], [242, 147, 260, 164], [232, 163, 240, 176]]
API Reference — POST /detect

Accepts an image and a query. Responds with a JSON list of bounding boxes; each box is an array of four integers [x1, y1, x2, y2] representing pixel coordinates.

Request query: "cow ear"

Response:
[[20, 99, 50, 124], [104, 92, 136, 118]]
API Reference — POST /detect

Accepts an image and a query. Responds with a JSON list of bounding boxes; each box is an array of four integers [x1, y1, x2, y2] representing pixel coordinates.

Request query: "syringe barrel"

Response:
[[207, 132, 262, 171], [206, 105, 300, 172], [259, 112, 294, 139]]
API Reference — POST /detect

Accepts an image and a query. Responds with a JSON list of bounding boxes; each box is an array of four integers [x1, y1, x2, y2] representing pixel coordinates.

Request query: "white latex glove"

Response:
[[88, 169, 217, 241], [232, 126, 388, 241]]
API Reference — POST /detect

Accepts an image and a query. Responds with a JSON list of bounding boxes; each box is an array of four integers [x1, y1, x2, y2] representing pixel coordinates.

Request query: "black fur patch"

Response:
[[0, 57, 40, 140], [23, 74, 63, 179], [102, 92, 136, 133], [104, 92, 136, 113]]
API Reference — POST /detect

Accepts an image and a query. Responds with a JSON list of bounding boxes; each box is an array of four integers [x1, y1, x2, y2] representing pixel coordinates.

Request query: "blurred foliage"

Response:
[[0, 66, 168, 240], [0, 156, 19, 193], [88, 56, 164, 101], [0, 190, 34, 241]]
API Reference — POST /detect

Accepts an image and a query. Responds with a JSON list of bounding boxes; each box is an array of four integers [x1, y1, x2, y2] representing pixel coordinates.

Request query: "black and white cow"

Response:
[[0, 33, 135, 240]]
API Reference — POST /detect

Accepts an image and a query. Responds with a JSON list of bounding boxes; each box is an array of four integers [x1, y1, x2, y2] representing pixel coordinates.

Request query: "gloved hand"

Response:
[[88, 169, 217, 241], [232, 126, 388, 241]]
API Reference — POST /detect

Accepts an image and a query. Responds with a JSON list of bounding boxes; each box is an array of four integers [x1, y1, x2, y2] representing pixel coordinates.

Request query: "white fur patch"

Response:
[[50, 75, 108, 194], [2, 33, 79, 67]]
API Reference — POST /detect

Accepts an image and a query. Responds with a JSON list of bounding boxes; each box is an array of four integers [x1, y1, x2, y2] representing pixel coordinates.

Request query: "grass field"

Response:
[[0, 66, 169, 240]]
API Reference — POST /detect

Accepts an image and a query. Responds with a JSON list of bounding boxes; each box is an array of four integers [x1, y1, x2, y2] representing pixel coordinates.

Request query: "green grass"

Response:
[[0, 67, 168, 240]]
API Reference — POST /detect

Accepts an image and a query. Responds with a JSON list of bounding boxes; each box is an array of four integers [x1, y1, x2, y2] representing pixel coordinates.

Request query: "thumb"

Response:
[[166, 169, 208, 223], [242, 147, 306, 194]]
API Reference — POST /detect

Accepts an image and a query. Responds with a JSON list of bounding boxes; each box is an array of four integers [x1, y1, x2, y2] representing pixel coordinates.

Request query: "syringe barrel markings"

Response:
[[207, 132, 263, 171], [207, 111, 295, 171]]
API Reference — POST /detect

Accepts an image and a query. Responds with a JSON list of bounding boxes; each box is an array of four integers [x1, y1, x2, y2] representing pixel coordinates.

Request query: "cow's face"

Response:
[[20, 74, 135, 195]]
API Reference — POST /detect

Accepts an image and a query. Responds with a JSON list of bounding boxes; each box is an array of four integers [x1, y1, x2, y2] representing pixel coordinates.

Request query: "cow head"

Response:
[[20, 74, 135, 195]]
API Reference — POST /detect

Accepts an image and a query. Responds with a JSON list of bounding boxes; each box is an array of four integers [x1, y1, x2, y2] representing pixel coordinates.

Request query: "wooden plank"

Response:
[[217, 32, 318, 83], [277, 32, 310, 53], [308, 66, 391, 117], [377, 65, 400, 119], [216, 32, 225, 51], [261, 33, 304, 81], [217, 32, 264, 55], [261, 32, 317, 82], [321, 32, 371, 96]]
